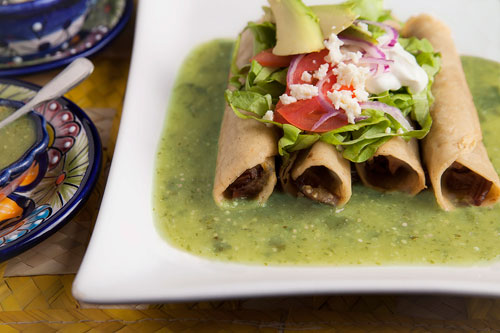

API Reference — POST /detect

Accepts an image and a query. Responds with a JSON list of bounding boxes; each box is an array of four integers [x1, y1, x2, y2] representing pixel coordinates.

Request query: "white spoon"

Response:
[[0, 57, 94, 130]]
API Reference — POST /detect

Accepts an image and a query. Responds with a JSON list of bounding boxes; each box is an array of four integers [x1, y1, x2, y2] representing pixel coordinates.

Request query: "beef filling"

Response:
[[295, 166, 339, 206], [364, 156, 412, 191], [443, 162, 493, 206], [224, 165, 266, 199]]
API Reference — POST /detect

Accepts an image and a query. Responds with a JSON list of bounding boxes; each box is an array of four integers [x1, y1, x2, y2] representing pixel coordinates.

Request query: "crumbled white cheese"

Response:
[[327, 90, 361, 124], [279, 94, 297, 105], [385, 127, 391, 134], [313, 63, 329, 80], [397, 128, 404, 134], [333, 62, 370, 91], [353, 88, 369, 102], [331, 83, 342, 91], [263, 110, 274, 121], [342, 50, 363, 64], [301, 71, 312, 83], [289, 84, 319, 100], [263, 110, 274, 127], [324, 33, 344, 64]]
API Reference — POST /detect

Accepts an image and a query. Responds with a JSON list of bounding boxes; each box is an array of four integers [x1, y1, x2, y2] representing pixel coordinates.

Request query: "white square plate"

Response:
[[73, 0, 500, 303]]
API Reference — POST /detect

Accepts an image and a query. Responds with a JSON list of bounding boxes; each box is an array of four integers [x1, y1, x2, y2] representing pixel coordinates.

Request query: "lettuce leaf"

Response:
[[346, 0, 392, 22], [225, 90, 272, 117], [246, 21, 277, 55], [245, 60, 287, 100], [278, 124, 320, 156], [343, 137, 391, 162], [321, 110, 394, 162]]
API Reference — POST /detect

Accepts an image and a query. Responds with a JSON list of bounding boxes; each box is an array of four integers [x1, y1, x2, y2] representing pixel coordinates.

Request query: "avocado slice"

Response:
[[264, 2, 358, 42], [311, 4, 358, 38], [339, 24, 378, 44], [269, 0, 324, 56]]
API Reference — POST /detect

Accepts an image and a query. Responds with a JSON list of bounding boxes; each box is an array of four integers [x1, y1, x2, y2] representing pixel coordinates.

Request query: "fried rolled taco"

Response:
[[355, 137, 426, 195], [213, 29, 279, 206], [280, 141, 351, 206], [403, 14, 500, 210]]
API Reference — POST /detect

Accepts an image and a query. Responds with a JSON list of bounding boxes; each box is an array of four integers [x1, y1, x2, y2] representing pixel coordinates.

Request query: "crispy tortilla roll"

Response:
[[213, 29, 279, 206], [280, 141, 351, 206], [355, 137, 426, 195], [402, 14, 500, 210]]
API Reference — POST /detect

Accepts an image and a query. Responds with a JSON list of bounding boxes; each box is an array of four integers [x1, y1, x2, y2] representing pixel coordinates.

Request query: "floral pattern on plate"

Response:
[[0, 0, 132, 76], [0, 79, 101, 260]]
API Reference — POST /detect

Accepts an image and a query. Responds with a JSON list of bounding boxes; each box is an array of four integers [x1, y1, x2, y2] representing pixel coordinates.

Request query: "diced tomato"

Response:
[[251, 49, 293, 68], [289, 49, 330, 85], [275, 98, 347, 133], [319, 72, 355, 97]]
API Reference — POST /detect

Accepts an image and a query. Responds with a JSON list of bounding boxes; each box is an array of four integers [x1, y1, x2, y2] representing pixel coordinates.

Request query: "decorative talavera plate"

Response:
[[0, 0, 132, 77], [0, 78, 101, 262]]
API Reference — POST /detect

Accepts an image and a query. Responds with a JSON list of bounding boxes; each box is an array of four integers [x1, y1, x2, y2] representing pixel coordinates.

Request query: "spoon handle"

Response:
[[0, 58, 94, 130]]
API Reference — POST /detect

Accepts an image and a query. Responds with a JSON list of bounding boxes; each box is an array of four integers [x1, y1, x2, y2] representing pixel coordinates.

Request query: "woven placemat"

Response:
[[0, 270, 499, 332]]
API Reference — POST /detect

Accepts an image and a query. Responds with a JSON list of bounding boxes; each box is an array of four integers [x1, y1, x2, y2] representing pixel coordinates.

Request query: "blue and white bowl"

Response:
[[0, 99, 49, 202], [0, 0, 95, 58]]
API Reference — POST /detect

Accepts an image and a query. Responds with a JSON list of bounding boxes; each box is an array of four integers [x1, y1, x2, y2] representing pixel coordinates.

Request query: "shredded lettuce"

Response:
[[225, 0, 441, 163], [245, 60, 287, 100]]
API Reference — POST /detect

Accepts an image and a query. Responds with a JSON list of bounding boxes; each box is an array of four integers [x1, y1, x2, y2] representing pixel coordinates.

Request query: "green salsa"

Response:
[[153, 40, 500, 266], [0, 105, 38, 170]]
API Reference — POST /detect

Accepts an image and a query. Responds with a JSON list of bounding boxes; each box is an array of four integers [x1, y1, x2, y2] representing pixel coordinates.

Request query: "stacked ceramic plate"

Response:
[[0, 0, 132, 260], [0, 0, 132, 76]]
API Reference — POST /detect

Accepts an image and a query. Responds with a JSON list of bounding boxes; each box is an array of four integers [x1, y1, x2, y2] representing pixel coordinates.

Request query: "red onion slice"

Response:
[[358, 57, 394, 67], [356, 20, 399, 48], [312, 72, 343, 130], [360, 101, 413, 131], [355, 116, 369, 122], [339, 36, 386, 59], [359, 57, 394, 77], [286, 54, 304, 87]]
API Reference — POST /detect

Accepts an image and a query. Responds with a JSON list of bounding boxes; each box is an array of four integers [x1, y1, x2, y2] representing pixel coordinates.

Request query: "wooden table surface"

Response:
[[1, 2, 499, 332]]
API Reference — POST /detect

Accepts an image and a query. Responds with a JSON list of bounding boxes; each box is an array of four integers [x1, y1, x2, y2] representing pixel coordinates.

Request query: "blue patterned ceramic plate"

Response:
[[0, 78, 101, 262], [0, 0, 132, 77]]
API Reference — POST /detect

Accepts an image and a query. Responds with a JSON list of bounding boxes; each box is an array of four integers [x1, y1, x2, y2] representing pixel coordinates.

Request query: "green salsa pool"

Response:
[[0, 105, 37, 170], [153, 40, 500, 266]]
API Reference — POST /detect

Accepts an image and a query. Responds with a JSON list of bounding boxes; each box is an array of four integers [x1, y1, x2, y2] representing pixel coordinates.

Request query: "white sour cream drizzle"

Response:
[[365, 36, 428, 94]]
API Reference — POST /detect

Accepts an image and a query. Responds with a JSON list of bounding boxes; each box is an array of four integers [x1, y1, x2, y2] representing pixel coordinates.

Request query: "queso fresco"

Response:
[[0, 105, 38, 170], [152, 39, 500, 266]]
